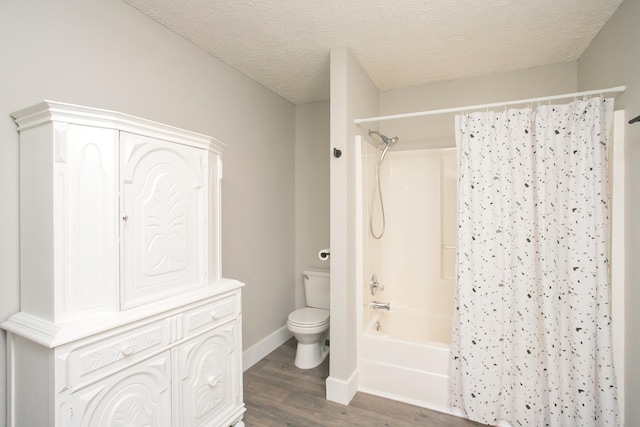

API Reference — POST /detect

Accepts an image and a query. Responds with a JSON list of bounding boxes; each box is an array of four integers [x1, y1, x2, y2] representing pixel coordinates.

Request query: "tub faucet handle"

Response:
[[370, 274, 385, 295]]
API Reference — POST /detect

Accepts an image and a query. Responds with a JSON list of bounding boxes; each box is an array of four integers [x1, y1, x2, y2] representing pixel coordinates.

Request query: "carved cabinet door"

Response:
[[66, 352, 172, 427], [175, 321, 240, 426], [120, 132, 208, 309]]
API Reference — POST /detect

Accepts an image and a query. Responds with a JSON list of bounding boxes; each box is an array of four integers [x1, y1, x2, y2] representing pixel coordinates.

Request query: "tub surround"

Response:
[[359, 146, 456, 413]]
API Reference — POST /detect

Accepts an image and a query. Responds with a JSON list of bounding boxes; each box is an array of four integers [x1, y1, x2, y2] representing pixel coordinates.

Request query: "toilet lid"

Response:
[[288, 308, 329, 326]]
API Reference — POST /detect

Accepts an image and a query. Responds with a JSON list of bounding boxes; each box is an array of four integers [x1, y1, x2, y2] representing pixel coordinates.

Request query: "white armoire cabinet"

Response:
[[1, 101, 245, 427]]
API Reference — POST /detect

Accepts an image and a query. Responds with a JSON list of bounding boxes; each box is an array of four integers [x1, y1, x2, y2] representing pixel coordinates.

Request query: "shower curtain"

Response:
[[450, 97, 619, 426]]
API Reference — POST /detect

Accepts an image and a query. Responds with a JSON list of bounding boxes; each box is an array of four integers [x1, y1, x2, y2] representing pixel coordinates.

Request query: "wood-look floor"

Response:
[[242, 338, 485, 426]]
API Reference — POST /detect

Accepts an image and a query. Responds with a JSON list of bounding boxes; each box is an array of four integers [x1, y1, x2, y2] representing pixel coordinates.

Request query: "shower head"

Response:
[[368, 130, 399, 147], [369, 129, 399, 163]]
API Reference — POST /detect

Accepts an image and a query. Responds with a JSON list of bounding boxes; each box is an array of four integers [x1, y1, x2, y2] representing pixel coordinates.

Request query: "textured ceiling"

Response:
[[123, 0, 623, 105]]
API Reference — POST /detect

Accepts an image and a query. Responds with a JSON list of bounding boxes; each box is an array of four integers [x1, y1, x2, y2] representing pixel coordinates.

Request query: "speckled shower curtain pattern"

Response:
[[450, 97, 619, 426]]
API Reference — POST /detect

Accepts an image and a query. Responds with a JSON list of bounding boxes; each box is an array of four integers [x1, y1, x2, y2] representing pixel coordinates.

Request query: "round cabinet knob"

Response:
[[207, 376, 218, 388], [210, 310, 219, 320], [122, 345, 133, 356]]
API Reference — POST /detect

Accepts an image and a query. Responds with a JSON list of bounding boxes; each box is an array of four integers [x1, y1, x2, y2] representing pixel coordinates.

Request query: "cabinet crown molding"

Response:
[[12, 100, 225, 154]]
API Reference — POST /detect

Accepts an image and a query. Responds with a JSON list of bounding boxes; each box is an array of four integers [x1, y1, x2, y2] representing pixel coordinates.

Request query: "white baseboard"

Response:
[[359, 385, 454, 416], [243, 325, 292, 372], [326, 369, 359, 405]]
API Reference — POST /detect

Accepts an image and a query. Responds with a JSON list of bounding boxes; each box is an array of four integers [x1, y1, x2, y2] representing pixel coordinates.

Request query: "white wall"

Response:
[[295, 101, 331, 308], [0, 0, 295, 423], [578, 1, 640, 424], [378, 62, 578, 146], [328, 46, 379, 404]]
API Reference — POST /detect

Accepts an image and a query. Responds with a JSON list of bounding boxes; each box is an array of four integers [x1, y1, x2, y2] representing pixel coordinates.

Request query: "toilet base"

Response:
[[294, 340, 329, 369]]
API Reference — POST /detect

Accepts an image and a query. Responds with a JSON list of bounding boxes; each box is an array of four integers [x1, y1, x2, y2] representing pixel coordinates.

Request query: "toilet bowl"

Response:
[[287, 270, 330, 369], [287, 307, 329, 369]]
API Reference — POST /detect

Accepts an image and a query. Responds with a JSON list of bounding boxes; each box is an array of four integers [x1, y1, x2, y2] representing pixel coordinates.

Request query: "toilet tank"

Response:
[[303, 269, 330, 309]]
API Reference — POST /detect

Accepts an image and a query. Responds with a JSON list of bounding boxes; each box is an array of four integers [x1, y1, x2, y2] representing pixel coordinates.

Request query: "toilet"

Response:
[[287, 269, 330, 369]]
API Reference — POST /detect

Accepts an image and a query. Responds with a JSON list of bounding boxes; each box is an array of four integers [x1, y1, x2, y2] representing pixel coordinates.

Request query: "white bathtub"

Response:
[[358, 309, 454, 414]]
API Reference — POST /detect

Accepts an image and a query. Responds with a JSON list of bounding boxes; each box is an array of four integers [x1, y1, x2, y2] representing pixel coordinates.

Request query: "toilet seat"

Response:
[[287, 308, 329, 328]]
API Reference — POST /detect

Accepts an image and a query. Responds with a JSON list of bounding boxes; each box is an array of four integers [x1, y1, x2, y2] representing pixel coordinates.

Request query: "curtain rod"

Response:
[[354, 85, 626, 125]]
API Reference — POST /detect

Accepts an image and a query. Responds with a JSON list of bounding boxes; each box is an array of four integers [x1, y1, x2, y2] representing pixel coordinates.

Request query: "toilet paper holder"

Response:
[[318, 249, 330, 261]]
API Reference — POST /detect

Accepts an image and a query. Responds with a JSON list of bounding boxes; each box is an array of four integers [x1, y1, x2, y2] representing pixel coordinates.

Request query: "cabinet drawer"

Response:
[[182, 294, 239, 338], [63, 319, 171, 388]]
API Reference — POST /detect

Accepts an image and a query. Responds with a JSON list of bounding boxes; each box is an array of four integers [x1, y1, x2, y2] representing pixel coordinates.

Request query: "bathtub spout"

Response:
[[370, 301, 390, 311]]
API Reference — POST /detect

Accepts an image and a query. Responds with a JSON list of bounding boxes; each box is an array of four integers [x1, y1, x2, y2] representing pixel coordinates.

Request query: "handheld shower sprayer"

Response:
[[367, 129, 400, 239]]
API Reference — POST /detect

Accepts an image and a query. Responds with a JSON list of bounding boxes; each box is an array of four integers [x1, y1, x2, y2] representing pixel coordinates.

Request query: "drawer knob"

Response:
[[207, 376, 218, 388], [210, 310, 220, 319], [122, 345, 133, 356]]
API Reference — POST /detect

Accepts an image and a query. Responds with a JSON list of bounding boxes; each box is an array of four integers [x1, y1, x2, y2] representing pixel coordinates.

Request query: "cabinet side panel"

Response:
[[208, 152, 221, 282], [20, 123, 55, 320], [11, 335, 54, 426], [64, 125, 119, 319]]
